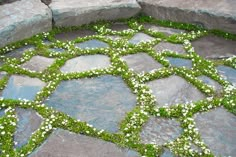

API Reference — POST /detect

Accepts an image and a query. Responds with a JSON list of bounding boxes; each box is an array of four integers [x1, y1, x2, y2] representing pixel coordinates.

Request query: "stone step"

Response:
[[49, 0, 141, 27], [138, 0, 236, 34], [0, 0, 52, 47]]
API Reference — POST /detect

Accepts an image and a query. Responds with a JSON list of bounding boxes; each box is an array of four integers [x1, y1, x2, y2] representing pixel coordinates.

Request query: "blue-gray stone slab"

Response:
[[194, 107, 236, 156], [161, 149, 175, 157], [60, 55, 110, 73], [198, 75, 222, 93], [4, 45, 34, 59], [2, 75, 46, 101], [75, 39, 109, 49], [121, 53, 163, 73], [30, 129, 140, 157], [44, 75, 136, 132], [49, 48, 65, 53], [166, 57, 192, 68], [141, 117, 182, 145], [14, 108, 42, 148], [217, 65, 236, 86], [0, 109, 5, 117], [147, 75, 205, 106], [129, 33, 155, 44]]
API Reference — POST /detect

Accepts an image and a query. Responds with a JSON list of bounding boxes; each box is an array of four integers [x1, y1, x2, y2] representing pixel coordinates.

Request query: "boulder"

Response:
[[0, 0, 52, 48], [49, 0, 141, 27], [138, 0, 236, 34]]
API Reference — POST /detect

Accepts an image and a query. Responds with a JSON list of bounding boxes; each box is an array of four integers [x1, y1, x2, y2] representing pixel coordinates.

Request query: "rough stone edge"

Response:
[[0, 0, 52, 48], [49, 3, 141, 27], [138, 1, 236, 34]]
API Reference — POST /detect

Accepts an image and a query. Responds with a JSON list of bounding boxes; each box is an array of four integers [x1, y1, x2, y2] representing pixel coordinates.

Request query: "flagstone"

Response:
[[60, 55, 110, 73], [147, 75, 205, 106], [21, 56, 55, 72], [43, 75, 136, 132], [121, 53, 163, 73], [194, 107, 236, 156]]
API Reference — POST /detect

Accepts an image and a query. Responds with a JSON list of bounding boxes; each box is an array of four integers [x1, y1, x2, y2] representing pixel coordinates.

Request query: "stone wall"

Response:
[[0, 0, 235, 48]]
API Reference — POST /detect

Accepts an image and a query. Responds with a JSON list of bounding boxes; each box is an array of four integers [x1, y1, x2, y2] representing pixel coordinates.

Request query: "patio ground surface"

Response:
[[0, 15, 235, 157]]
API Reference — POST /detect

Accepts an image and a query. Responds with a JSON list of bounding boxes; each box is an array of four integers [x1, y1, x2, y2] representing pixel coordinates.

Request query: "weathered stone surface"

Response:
[[75, 39, 109, 49], [0, 71, 7, 80], [49, 0, 141, 27], [166, 57, 192, 68], [198, 75, 222, 93], [4, 45, 34, 59], [217, 65, 236, 86], [161, 149, 175, 157], [110, 22, 130, 31], [138, 0, 236, 34], [55, 30, 95, 41], [43, 75, 136, 132], [0, 109, 4, 117], [30, 129, 140, 157], [121, 53, 162, 73], [2, 75, 46, 100], [14, 108, 42, 148], [61, 55, 110, 73], [0, 0, 52, 48], [192, 35, 236, 59], [147, 75, 205, 106], [194, 107, 236, 156], [49, 48, 65, 53], [144, 24, 185, 36], [141, 117, 182, 145], [154, 42, 186, 54], [21, 56, 55, 72], [129, 33, 155, 44]]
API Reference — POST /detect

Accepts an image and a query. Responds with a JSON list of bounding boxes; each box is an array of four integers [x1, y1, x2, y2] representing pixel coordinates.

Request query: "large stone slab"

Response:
[[4, 45, 34, 59], [121, 53, 163, 73], [60, 55, 110, 73], [14, 108, 42, 148], [197, 75, 222, 93], [217, 65, 236, 86], [2, 75, 46, 100], [0, 0, 52, 48], [44, 75, 136, 132], [30, 129, 139, 157], [129, 33, 155, 44], [49, 0, 141, 27], [140, 117, 182, 145], [147, 75, 205, 106], [21, 56, 55, 72], [194, 107, 236, 156], [154, 42, 186, 54], [55, 30, 95, 42], [138, 0, 236, 34], [192, 35, 236, 59], [166, 57, 192, 69], [75, 39, 109, 49]]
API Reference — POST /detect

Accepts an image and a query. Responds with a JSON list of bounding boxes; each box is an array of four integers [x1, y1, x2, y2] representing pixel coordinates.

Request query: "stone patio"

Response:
[[0, 2, 235, 156]]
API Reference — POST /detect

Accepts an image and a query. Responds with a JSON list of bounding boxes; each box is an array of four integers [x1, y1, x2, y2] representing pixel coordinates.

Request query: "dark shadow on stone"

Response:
[[0, 0, 19, 5], [41, 0, 51, 5]]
